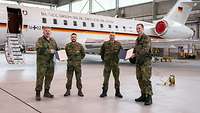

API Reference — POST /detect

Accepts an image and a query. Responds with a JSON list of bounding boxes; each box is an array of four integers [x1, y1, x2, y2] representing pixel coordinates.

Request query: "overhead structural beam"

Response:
[[115, 0, 119, 16], [89, 0, 92, 14], [7, 0, 57, 6], [58, 0, 82, 7], [79, 0, 105, 14], [152, 0, 158, 21], [80, 0, 89, 13], [69, 1, 72, 12], [94, 0, 106, 11], [197, 17, 200, 39]]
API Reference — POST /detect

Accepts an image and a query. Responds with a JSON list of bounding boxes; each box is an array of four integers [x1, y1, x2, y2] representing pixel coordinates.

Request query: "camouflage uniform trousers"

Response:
[[35, 61, 55, 91], [103, 61, 120, 90], [66, 61, 82, 90], [136, 62, 153, 96]]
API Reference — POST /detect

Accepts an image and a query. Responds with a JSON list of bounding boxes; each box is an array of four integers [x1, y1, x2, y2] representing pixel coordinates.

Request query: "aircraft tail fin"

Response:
[[164, 0, 197, 24]]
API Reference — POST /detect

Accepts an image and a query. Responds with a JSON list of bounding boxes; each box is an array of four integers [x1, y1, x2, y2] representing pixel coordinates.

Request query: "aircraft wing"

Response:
[[151, 39, 200, 48], [85, 38, 200, 55]]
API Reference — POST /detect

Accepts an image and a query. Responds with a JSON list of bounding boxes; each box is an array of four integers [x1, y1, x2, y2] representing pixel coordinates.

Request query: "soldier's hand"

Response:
[[50, 49, 56, 54], [130, 54, 135, 58]]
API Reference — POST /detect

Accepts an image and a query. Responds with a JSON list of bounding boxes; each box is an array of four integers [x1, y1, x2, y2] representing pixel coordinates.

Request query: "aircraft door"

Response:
[[7, 7, 22, 34]]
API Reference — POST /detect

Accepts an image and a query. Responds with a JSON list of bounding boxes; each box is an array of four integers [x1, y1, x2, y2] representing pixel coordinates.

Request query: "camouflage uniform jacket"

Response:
[[65, 42, 85, 62], [100, 40, 122, 63], [36, 36, 58, 63], [135, 33, 152, 65]]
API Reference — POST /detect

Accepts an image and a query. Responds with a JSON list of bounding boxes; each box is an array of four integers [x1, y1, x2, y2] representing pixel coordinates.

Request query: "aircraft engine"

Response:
[[154, 19, 194, 39], [155, 20, 168, 36]]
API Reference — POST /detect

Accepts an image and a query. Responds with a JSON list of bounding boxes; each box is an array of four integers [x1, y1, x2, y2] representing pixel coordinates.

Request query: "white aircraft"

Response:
[[0, 0, 197, 64]]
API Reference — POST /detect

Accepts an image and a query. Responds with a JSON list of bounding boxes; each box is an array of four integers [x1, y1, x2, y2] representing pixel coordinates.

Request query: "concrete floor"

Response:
[[0, 53, 200, 113]]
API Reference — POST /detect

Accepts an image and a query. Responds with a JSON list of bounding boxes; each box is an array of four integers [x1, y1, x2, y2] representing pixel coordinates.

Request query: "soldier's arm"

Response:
[[36, 38, 46, 54], [54, 39, 59, 51], [119, 42, 123, 51], [117, 42, 124, 56], [49, 39, 59, 54], [65, 44, 68, 56], [100, 43, 105, 61], [133, 48, 136, 54], [36, 38, 42, 49], [80, 44, 85, 59]]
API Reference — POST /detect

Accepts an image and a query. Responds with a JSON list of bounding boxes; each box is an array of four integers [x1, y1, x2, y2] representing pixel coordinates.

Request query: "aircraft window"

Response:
[[100, 24, 104, 28], [123, 26, 126, 29], [108, 25, 111, 28], [91, 23, 95, 27], [83, 22, 86, 27], [42, 18, 47, 23], [64, 20, 67, 25], [53, 19, 57, 24], [73, 21, 77, 26], [115, 25, 118, 29]]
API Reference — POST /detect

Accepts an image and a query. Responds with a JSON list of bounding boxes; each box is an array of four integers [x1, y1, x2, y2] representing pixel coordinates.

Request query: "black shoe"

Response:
[[115, 88, 123, 98], [135, 94, 146, 102], [64, 90, 70, 97], [100, 92, 107, 97], [44, 89, 54, 98], [78, 90, 84, 97], [100, 88, 107, 98], [35, 91, 41, 101], [144, 95, 152, 105]]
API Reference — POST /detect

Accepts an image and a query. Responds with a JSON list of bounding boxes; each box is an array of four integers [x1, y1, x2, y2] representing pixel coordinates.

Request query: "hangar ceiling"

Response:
[[5, 0, 82, 7]]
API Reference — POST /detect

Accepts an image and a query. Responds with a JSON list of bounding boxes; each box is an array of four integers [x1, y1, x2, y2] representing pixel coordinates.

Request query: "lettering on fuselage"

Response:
[[40, 12, 114, 23]]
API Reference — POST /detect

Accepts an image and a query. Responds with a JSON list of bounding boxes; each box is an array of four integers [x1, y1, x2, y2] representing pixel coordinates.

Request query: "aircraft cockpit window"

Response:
[[42, 18, 47, 23], [53, 19, 57, 24], [83, 22, 86, 27], [100, 24, 104, 28], [73, 21, 77, 26], [64, 20, 68, 25], [91, 23, 95, 27]]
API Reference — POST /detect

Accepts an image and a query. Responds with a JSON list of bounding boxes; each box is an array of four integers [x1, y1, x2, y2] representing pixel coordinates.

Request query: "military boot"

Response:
[[35, 91, 41, 101], [115, 88, 123, 98], [44, 89, 54, 98], [78, 89, 84, 97], [64, 89, 70, 97], [100, 88, 107, 98], [135, 93, 146, 102], [144, 95, 152, 105]]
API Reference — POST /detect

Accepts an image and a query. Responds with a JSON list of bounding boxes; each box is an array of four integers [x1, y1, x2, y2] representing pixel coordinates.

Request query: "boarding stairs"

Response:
[[4, 33, 24, 64]]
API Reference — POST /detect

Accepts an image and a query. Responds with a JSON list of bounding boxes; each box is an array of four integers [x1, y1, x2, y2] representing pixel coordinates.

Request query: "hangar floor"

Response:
[[0, 53, 200, 113]]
